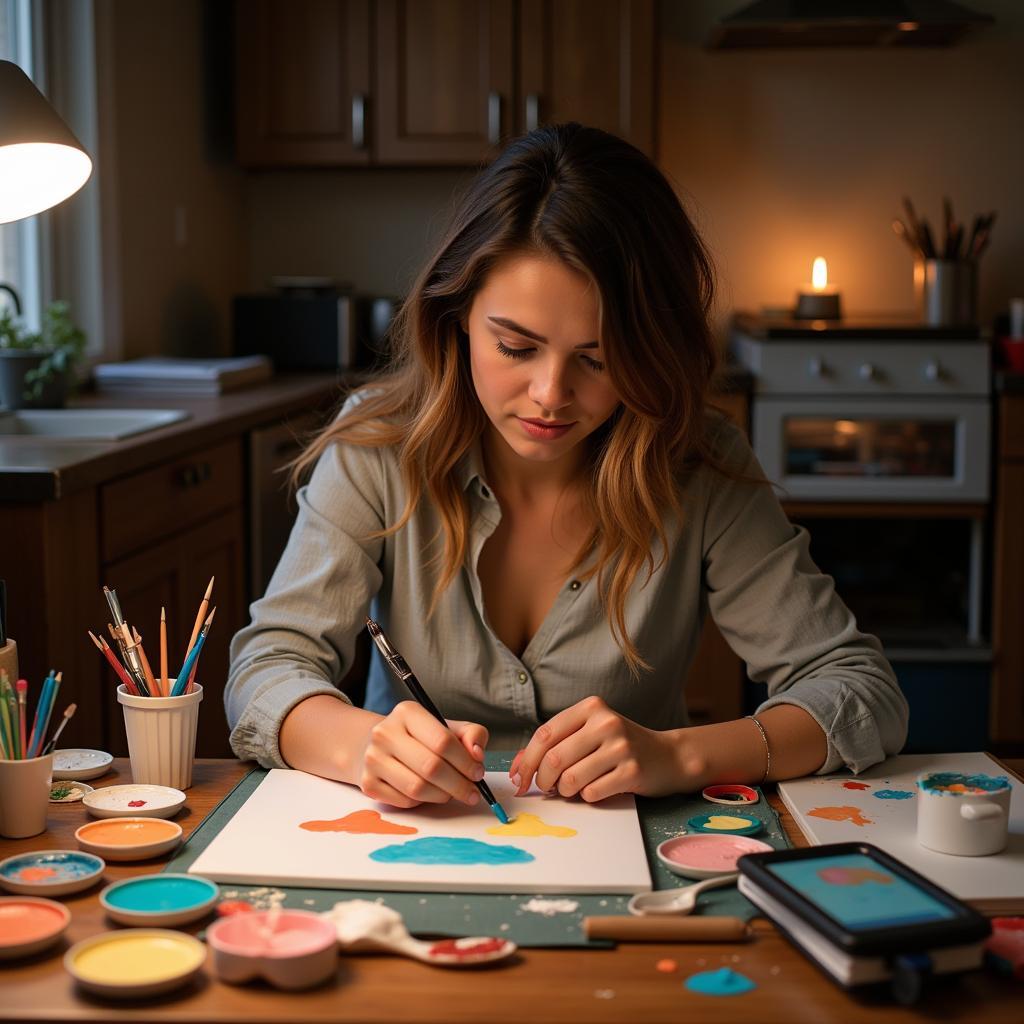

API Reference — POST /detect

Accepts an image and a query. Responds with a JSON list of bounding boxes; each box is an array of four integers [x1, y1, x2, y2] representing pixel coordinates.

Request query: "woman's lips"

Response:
[[517, 417, 576, 440]]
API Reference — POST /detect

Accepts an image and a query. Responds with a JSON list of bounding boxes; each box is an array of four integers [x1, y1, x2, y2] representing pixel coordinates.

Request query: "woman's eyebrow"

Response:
[[486, 316, 599, 349]]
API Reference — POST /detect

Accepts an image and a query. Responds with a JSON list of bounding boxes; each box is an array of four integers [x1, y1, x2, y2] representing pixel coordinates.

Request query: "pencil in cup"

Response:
[[170, 608, 215, 698], [89, 630, 141, 696]]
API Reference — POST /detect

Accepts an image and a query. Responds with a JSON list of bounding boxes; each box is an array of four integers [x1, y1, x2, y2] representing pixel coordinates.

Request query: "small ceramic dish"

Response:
[[686, 812, 764, 836], [656, 834, 774, 879], [701, 784, 759, 806], [0, 897, 72, 959], [52, 749, 113, 781], [75, 817, 182, 861], [0, 850, 105, 897], [206, 909, 338, 990], [83, 784, 186, 820], [100, 874, 218, 927], [64, 929, 206, 998], [49, 781, 94, 803]]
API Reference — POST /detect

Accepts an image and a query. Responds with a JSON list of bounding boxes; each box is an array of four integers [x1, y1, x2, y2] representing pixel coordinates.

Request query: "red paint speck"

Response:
[[128, 799, 147, 806], [216, 900, 255, 916], [842, 782, 870, 790], [428, 937, 506, 959], [656, 958, 678, 973]]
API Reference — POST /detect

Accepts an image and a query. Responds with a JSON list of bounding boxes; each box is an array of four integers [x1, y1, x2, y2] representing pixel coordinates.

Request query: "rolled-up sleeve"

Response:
[[225, 429, 386, 768], [701, 423, 909, 774]]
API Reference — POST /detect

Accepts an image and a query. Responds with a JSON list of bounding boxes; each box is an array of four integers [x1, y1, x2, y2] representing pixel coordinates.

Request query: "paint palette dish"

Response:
[[0, 897, 72, 959], [206, 909, 338, 990], [657, 834, 774, 879], [75, 817, 183, 861], [64, 929, 207, 998], [49, 781, 94, 803], [701, 784, 759, 806], [686, 812, 764, 837], [83, 784, 186, 820], [100, 874, 219, 927], [51, 748, 114, 781], [0, 850, 105, 897]]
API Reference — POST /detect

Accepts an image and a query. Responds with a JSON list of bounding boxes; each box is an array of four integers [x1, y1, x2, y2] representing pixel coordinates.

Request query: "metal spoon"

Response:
[[627, 873, 739, 916], [322, 899, 516, 967]]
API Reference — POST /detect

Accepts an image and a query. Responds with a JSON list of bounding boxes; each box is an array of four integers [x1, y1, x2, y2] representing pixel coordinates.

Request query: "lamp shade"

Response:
[[0, 60, 92, 224]]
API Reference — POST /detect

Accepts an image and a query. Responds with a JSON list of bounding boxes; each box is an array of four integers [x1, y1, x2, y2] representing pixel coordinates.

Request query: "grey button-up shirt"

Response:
[[226, 407, 908, 776]]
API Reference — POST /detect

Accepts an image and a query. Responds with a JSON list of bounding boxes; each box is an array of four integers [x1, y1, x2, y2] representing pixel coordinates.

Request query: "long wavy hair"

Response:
[[291, 123, 719, 676]]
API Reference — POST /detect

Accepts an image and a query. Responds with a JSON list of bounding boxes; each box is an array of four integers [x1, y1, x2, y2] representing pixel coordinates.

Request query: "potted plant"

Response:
[[0, 300, 87, 410]]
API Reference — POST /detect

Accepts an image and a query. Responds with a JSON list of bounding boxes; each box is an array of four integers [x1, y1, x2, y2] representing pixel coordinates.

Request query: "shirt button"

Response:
[[569, 580, 581, 591], [517, 671, 528, 684]]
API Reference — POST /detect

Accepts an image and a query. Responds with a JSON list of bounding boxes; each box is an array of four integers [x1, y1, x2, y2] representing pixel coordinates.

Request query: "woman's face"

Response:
[[466, 254, 621, 469]]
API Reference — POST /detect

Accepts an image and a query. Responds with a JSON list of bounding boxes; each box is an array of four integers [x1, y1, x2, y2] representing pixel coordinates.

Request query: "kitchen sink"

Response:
[[0, 408, 190, 440]]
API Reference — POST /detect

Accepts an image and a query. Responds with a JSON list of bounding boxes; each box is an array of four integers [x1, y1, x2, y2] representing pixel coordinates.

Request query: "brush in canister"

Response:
[[170, 608, 215, 697], [89, 630, 140, 696], [184, 577, 214, 691], [103, 586, 148, 690], [42, 703, 77, 755]]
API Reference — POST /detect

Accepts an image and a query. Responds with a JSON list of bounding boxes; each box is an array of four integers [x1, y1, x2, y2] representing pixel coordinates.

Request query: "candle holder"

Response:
[[794, 290, 842, 320]]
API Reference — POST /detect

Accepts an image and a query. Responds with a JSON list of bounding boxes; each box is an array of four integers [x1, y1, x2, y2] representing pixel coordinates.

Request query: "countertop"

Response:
[[0, 373, 349, 502]]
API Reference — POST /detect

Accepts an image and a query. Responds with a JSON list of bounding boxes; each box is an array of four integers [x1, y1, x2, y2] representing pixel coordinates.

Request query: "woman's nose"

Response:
[[528, 360, 574, 411]]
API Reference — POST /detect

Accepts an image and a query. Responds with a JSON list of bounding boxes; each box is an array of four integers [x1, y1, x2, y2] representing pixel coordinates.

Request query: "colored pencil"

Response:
[[185, 577, 214, 693], [171, 608, 215, 697], [133, 627, 158, 698], [26, 671, 55, 759], [32, 671, 61, 759], [16, 679, 27, 759], [0, 672, 16, 759], [0, 688, 12, 759], [89, 630, 140, 696], [42, 703, 77, 755], [159, 606, 168, 697]]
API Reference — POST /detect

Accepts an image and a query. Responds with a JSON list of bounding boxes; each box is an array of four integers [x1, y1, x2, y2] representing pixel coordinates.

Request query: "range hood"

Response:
[[707, 1, 994, 49]]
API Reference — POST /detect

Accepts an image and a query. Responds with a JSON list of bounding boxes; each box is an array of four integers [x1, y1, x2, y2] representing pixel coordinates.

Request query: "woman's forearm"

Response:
[[278, 694, 382, 784], [677, 704, 828, 790]]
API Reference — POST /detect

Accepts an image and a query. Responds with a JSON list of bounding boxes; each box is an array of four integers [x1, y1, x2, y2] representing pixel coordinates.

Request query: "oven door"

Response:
[[751, 397, 990, 501]]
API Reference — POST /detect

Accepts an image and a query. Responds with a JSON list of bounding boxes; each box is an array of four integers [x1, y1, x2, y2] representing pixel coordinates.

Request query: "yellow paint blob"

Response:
[[72, 934, 204, 984], [486, 812, 577, 838], [703, 815, 754, 831]]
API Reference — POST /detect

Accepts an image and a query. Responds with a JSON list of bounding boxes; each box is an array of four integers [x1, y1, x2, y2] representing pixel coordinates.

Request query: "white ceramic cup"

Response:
[[0, 752, 53, 838], [117, 682, 202, 790], [916, 771, 1012, 856]]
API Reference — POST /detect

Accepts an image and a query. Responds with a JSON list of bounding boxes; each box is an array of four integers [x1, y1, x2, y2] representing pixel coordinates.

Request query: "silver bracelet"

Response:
[[746, 715, 771, 784]]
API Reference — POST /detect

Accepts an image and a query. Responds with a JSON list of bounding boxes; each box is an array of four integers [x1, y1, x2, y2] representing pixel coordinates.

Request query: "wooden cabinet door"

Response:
[[517, 0, 655, 156], [375, 0, 514, 164], [102, 508, 246, 759], [236, 0, 372, 166]]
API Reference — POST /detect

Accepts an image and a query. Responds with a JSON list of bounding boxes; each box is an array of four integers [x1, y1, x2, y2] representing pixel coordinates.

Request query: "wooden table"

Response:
[[2, 758, 1020, 1023]]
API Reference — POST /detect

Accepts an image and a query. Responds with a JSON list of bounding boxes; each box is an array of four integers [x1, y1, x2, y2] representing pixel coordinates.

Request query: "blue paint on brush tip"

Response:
[[491, 802, 510, 824]]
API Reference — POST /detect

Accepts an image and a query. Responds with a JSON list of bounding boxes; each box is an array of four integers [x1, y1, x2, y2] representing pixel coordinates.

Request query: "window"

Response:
[[0, 0, 42, 333]]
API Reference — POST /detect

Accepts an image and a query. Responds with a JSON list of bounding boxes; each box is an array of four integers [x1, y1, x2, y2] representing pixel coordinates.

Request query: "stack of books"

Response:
[[93, 356, 273, 395]]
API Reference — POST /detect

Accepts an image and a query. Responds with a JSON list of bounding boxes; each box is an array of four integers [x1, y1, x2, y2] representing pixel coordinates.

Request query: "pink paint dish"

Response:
[[0, 897, 71, 959], [656, 834, 774, 879], [206, 908, 337, 990]]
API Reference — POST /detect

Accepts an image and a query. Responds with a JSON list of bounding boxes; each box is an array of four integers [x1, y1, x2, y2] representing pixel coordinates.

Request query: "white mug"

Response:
[[916, 771, 1012, 857]]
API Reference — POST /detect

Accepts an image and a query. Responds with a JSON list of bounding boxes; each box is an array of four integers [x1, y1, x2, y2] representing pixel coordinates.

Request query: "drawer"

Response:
[[100, 439, 243, 562], [734, 338, 990, 396]]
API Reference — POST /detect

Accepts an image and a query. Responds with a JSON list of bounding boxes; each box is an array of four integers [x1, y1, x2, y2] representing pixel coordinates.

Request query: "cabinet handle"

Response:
[[858, 362, 878, 381], [924, 359, 943, 382], [525, 93, 540, 132], [808, 356, 825, 378], [487, 92, 502, 145], [352, 94, 366, 150]]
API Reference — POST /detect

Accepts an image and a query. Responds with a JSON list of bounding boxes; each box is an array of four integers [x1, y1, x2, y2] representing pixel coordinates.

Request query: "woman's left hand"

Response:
[[509, 696, 688, 802]]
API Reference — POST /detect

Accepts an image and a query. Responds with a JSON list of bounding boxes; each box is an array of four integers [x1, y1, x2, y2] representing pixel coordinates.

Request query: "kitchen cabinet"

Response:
[[235, 0, 656, 168], [991, 389, 1024, 747]]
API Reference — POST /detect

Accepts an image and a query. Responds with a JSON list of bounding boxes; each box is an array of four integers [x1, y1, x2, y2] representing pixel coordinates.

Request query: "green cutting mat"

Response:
[[165, 754, 789, 947]]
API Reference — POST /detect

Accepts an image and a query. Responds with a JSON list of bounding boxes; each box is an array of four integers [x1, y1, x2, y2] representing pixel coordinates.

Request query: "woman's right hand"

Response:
[[357, 701, 489, 809]]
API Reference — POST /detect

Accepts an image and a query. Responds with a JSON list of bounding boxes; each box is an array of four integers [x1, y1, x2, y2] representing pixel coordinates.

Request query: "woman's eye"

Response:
[[495, 339, 532, 360], [582, 355, 605, 372]]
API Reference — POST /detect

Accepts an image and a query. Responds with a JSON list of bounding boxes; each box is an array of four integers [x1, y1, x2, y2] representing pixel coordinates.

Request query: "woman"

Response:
[[226, 123, 907, 809]]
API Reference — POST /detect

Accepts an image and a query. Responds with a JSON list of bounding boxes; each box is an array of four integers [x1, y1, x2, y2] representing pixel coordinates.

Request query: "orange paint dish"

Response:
[[75, 817, 183, 861], [0, 897, 71, 959]]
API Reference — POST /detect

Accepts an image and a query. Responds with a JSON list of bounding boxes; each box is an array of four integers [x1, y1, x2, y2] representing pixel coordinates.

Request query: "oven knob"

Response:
[[858, 362, 878, 381], [924, 359, 943, 381], [808, 356, 826, 378]]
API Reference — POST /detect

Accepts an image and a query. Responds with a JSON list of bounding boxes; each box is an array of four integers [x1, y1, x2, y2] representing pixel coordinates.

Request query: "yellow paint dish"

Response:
[[486, 812, 577, 838], [75, 817, 182, 862], [686, 812, 763, 836], [65, 929, 206, 998]]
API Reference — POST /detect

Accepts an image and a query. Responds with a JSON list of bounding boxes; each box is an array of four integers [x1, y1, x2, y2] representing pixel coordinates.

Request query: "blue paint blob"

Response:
[[369, 836, 535, 865], [684, 967, 757, 996], [103, 875, 218, 912], [873, 789, 914, 800], [918, 772, 1009, 794], [0, 851, 102, 883]]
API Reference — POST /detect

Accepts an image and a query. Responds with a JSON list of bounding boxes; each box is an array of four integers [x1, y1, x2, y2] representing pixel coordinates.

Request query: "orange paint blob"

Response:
[[842, 781, 870, 790], [18, 867, 58, 882], [300, 809, 418, 835], [808, 805, 873, 826], [656, 958, 678, 973]]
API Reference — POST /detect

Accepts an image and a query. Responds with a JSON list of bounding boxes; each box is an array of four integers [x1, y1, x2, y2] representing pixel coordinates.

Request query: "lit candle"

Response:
[[794, 257, 843, 320]]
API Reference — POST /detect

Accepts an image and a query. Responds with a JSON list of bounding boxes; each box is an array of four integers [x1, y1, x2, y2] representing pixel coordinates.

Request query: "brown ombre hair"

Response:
[[292, 123, 719, 676]]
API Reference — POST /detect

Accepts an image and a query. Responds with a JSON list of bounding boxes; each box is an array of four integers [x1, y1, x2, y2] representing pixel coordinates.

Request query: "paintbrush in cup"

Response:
[[42, 703, 77, 755]]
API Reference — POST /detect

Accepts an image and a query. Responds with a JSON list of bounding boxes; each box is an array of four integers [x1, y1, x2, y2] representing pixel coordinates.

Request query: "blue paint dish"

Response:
[[369, 836, 535, 865], [100, 873, 218, 927], [918, 772, 1010, 795], [0, 850, 105, 897]]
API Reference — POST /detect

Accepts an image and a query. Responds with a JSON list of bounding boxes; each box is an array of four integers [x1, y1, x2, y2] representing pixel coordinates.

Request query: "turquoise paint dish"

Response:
[[100, 873, 218, 927], [0, 850, 105, 897], [369, 836, 535, 865], [917, 772, 1010, 795]]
